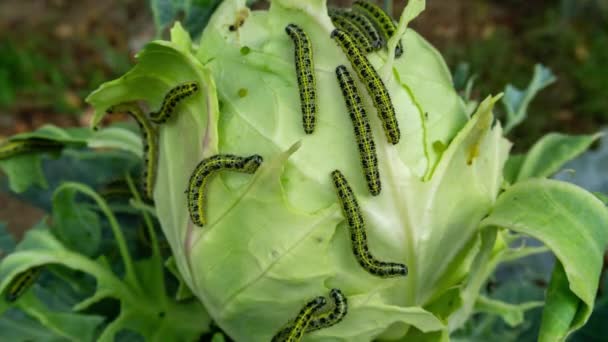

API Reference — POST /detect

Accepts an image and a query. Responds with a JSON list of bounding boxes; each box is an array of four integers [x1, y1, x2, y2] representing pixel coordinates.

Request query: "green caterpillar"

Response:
[[107, 103, 158, 200], [329, 11, 374, 53], [329, 8, 383, 50], [149, 81, 199, 124], [5, 267, 42, 302], [272, 296, 327, 342], [285, 23, 317, 135], [307, 288, 348, 332], [187, 154, 263, 227], [331, 170, 408, 277], [353, 0, 404, 58], [336, 65, 381, 196], [0, 138, 64, 161], [331, 28, 400, 145]]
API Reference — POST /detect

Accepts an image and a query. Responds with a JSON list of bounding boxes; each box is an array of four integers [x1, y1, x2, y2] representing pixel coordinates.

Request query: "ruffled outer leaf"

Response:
[[480, 179, 608, 340]]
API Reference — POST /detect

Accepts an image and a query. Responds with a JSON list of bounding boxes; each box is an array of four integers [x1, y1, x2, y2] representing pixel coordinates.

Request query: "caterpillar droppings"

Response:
[[352, 0, 404, 58], [331, 170, 408, 277], [5, 267, 42, 302], [285, 23, 317, 135], [330, 29, 400, 144], [107, 103, 158, 200], [187, 154, 263, 227], [272, 296, 327, 342], [335, 65, 381, 196], [149, 81, 199, 124]]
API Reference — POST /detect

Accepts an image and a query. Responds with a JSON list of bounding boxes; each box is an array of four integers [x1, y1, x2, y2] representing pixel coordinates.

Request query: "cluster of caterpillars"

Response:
[[276, 1, 408, 340]]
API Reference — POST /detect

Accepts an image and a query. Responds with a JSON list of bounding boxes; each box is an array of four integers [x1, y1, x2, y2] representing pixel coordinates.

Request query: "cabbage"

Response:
[[86, 0, 608, 340]]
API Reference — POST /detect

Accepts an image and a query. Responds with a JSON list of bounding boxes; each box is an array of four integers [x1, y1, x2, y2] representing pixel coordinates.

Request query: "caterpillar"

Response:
[[307, 288, 348, 332], [331, 29, 400, 145], [331, 170, 408, 277], [187, 154, 263, 227], [5, 267, 42, 302], [285, 23, 317, 135], [149, 81, 199, 124], [0, 138, 64, 161], [329, 8, 383, 50], [335, 65, 381, 196], [353, 0, 404, 58], [107, 103, 158, 200], [272, 296, 327, 342], [329, 11, 374, 53]]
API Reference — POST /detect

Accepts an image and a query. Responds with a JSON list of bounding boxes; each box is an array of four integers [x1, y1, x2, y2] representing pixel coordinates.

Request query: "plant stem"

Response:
[[56, 182, 138, 289]]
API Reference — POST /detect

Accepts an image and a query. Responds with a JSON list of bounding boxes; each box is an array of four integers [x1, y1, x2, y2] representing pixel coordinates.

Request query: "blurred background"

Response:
[[3, 0, 607, 231], [0, 0, 606, 340]]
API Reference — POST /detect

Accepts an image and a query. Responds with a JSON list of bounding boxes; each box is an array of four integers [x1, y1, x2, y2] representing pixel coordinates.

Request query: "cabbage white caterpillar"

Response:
[[149, 82, 199, 124], [272, 296, 327, 342], [285, 23, 317, 135], [5, 267, 42, 302], [329, 8, 383, 50], [335, 65, 381, 196], [353, 0, 404, 58], [331, 29, 400, 145], [187, 154, 263, 227], [107, 103, 158, 200], [331, 170, 408, 277]]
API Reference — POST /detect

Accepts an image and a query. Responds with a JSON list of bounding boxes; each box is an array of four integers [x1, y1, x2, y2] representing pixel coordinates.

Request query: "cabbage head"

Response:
[[86, 0, 608, 340]]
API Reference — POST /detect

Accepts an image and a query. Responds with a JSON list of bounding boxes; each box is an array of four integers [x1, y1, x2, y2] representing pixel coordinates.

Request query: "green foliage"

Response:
[[1, 0, 607, 340]]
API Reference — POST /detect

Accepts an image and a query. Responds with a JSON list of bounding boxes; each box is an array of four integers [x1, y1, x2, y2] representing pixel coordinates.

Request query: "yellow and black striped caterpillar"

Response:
[[149, 82, 199, 124], [107, 103, 158, 200], [353, 0, 404, 58], [329, 11, 374, 53], [187, 154, 263, 227], [307, 288, 348, 332], [335, 65, 381, 196], [329, 8, 383, 50], [331, 28, 400, 145], [285, 23, 317, 135], [331, 170, 408, 277], [0, 138, 64, 161], [4, 267, 42, 302], [272, 296, 327, 342]]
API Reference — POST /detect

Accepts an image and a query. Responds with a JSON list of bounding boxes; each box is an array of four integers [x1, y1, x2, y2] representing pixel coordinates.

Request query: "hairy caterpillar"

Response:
[[307, 288, 348, 332], [331, 170, 408, 277], [335, 65, 381, 196], [0, 138, 64, 160], [107, 103, 158, 200], [329, 11, 374, 53], [5, 267, 42, 302], [272, 296, 327, 342], [285, 23, 317, 135], [331, 29, 400, 144], [353, 0, 404, 58], [187, 154, 263, 227], [329, 8, 383, 50], [149, 82, 199, 124]]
